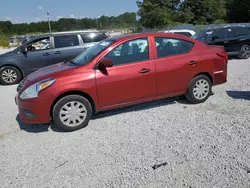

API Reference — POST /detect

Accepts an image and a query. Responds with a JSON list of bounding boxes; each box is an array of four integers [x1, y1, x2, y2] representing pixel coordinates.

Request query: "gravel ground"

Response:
[[0, 48, 250, 188]]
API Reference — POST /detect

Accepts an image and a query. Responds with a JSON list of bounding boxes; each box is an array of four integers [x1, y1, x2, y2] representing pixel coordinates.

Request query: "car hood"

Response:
[[26, 61, 77, 83], [0, 50, 15, 58]]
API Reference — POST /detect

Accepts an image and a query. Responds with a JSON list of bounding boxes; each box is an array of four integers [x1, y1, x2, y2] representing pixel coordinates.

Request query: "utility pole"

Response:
[[47, 11, 52, 33]]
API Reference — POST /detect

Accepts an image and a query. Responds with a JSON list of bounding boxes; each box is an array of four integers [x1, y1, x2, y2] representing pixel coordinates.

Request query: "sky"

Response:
[[0, 0, 138, 24]]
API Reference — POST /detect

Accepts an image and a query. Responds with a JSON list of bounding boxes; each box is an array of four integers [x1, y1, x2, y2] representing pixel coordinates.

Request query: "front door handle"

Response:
[[55, 51, 62, 54], [188, 61, 197, 65], [139, 68, 151, 74], [43, 52, 50, 56]]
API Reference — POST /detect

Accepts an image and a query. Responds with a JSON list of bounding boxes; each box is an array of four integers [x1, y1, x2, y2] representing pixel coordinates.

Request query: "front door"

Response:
[[95, 37, 157, 108], [21, 36, 54, 75]]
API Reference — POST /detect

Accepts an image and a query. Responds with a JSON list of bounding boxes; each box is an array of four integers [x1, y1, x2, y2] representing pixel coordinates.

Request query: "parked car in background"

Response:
[[0, 30, 108, 85], [162, 29, 196, 37], [16, 32, 228, 132], [193, 25, 250, 59]]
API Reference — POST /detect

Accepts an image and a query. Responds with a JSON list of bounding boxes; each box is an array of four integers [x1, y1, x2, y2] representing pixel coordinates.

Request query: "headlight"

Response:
[[20, 78, 56, 100]]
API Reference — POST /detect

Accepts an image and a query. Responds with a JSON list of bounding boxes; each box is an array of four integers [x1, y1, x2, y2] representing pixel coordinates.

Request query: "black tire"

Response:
[[52, 95, 93, 132], [0, 66, 22, 85], [185, 75, 212, 104], [238, 45, 250, 59]]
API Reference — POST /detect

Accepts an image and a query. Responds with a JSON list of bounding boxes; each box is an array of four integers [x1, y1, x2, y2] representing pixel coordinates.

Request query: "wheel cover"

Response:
[[242, 46, 250, 58], [59, 101, 87, 127], [2, 69, 17, 83], [193, 79, 210, 100]]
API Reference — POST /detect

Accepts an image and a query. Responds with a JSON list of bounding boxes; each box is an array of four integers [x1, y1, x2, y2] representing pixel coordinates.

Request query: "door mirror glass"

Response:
[[97, 58, 113, 69]]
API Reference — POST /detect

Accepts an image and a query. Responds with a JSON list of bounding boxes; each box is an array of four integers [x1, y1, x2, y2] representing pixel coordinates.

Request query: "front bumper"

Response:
[[15, 94, 52, 124]]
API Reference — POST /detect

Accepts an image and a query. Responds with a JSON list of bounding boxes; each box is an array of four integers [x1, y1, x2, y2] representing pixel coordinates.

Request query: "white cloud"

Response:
[[37, 6, 44, 11], [36, 17, 41, 22], [70, 14, 75, 19], [4, 16, 12, 21], [57, 16, 63, 20]]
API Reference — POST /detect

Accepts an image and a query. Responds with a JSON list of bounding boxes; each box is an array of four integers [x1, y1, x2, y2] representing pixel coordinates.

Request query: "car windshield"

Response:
[[71, 39, 115, 65]]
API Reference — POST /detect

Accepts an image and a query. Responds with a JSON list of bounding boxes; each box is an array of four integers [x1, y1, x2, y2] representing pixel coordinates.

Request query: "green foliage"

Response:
[[178, 0, 226, 25], [137, 0, 249, 29], [136, 0, 181, 29], [0, 33, 10, 47], [226, 0, 250, 22]]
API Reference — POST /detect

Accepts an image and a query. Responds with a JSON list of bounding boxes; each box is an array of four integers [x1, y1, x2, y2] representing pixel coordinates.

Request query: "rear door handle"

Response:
[[55, 51, 62, 54], [224, 41, 229, 43], [139, 68, 151, 74], [43, 52, 50, 56], [188, 61, 197, 65]]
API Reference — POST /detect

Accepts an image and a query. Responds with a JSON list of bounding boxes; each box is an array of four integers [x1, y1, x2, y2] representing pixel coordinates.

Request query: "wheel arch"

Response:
[[50, 90, 96, 119], [0, 64, 24, 79], [193, 72, 213, 84]]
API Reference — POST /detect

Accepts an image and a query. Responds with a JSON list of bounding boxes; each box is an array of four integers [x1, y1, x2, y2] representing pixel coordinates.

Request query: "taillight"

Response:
[[217, 52, 228, 61]]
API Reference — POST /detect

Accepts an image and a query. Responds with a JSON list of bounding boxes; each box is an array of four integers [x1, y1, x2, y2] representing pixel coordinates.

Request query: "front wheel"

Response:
[[185, 75, 212, 104], [52, 95, 93, 132], [0, 66, 22, 85]]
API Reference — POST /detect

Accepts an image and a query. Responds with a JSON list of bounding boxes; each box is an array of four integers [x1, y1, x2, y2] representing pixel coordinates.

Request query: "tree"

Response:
[[227, 0, 250, 22], [136, 0, 180, 29], [179, 0, 226, 24]]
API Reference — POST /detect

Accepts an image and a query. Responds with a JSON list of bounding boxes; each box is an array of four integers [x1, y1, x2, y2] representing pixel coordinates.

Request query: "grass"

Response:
[[0, 34, 10, 48]]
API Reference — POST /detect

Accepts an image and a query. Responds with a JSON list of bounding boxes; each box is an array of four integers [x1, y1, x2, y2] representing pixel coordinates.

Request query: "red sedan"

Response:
[[15, 32, 228, 131]]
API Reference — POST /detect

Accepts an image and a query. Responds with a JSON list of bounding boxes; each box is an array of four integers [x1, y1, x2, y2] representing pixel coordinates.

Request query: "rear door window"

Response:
[[226, 28, 240, 38], [154, 37, 194, 58], [81, 33, 107, 43], [54, 35, 79, 48]]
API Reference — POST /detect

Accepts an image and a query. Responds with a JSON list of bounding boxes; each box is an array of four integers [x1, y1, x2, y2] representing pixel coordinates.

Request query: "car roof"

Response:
[[30, 30, 104, 40], [107, 32, 195, 42], [204, 25, 249, 31]]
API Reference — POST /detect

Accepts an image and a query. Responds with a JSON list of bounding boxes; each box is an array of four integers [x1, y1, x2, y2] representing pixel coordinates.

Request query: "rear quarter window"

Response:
[[54, 35, 79, 48], [81, 33, 107, 43]]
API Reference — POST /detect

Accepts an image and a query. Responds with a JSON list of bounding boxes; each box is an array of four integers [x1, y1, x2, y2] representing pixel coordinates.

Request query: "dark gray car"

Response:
[[0, 30, 107, 85]]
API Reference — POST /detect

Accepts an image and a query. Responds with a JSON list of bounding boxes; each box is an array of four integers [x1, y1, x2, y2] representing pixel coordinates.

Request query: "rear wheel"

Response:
[[52, 95, 93, 132], [238, 45, 250, 59], [185, 75, 212, 104], [0, 66, 22, 85]]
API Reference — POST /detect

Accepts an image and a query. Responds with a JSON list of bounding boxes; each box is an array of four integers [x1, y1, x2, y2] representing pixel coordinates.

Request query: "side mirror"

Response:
[[97, 58, 113, 70]]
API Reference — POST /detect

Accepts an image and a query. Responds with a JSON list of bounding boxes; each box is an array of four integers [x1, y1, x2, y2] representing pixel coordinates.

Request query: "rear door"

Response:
[[153, 37, 197, 96], [226, 26, 250, 53], [50, 34, 84, 63], [95, 37, 157, 107]]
